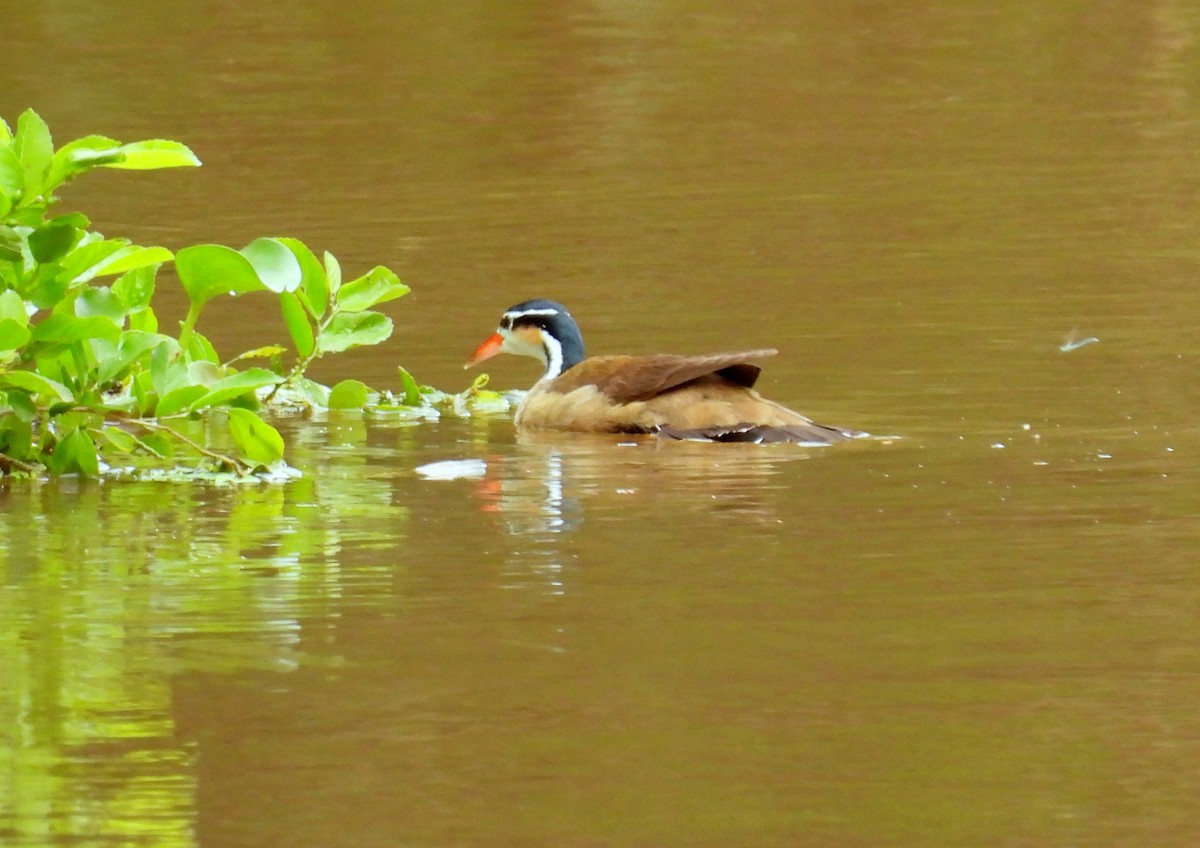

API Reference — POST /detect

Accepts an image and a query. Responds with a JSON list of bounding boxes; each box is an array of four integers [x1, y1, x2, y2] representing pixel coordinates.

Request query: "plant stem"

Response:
[[0, 454, 42, 475], [177, 302, 202, 351], [130, 418, 250, 474], [262, 308, 335, 403]]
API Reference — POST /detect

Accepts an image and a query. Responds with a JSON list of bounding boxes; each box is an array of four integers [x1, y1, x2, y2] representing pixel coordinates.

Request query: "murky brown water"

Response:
[[5, 2, 1200, 846]]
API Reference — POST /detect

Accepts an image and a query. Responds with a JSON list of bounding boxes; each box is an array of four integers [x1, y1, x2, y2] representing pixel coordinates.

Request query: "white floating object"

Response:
[[1060, 329, 1100, 352], [416, 458, 488, 480]]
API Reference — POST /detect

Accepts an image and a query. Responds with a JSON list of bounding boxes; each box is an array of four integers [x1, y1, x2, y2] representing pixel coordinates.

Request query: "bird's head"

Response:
[[465, 299, 585, 380]]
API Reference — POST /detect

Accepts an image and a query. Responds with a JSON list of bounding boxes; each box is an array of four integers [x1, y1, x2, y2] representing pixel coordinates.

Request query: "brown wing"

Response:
[[548, 350, 778, 404]]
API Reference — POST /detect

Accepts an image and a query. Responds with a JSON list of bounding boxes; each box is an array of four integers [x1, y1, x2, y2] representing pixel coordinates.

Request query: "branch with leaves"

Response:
[[0, 108, 423, 480]]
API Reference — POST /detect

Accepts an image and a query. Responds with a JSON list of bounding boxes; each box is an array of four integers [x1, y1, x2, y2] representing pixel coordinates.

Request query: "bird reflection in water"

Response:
[[473, 430, 828, 532], [466, 429, 858, 605]]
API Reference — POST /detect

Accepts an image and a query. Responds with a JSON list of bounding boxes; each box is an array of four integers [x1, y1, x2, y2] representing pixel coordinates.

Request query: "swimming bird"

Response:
[[465, 299, 863, 444]]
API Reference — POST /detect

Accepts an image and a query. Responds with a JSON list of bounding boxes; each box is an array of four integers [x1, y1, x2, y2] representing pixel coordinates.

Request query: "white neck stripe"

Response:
[[541, 332, 564, 380]]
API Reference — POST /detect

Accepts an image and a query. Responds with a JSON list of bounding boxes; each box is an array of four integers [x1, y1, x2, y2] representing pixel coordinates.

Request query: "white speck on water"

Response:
[[415, 458, 488, 480]]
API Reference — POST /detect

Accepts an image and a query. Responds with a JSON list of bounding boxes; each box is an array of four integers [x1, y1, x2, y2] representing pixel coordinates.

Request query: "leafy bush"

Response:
[[0, 109, 428, 479]]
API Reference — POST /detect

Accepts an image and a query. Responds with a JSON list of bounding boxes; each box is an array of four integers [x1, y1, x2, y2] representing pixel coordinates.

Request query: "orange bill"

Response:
[[465, 332, 504, 368]]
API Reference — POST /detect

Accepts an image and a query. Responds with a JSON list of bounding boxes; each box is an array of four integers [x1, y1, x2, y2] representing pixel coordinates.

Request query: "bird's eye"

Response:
[[500, 316, 513, 330]]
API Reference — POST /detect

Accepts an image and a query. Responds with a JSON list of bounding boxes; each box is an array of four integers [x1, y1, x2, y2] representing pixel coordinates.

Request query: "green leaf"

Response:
[[328, 379, 369, 410], [29, 313, 120, 343], [15, 110, 53, 200], [150, 341, 188, 396], [27, 265, 70, 310], [57, 237, 130, 284], [240, 237, 302, 293], [0, 144, 23, 213], [290, 376, 330, 407], [277, 238, 328, 315], [186, 330, 220, 364], [174, 243, 266, 308], [92, 244, 172, 277], [324, 251, 342, 297], [0, 117, 11, 144], [226, 344, 285, 365], [6, 389, 36, 421], [28, 220, 80, 263], [100, 426, 165, 458], [316, 311, 393, 353], [140, 431, 173, 458], [102, 140, 201, 170], [75, 287, 128, 322], [226, 407, 284, 465], [50, 428, 99, 477], [52, 211, 90, 228], [95, 330, 169, 384], [0, 318, 31, 350], [112, 265, 157, 311], [129, 306, 158, 333], [0, 370, 71, 401], [192, 368, 281, 410], [0, 225, 23, 261], [46, 135, 122, 189], [187, 359, 222, 386], [6, 204, 46, 227], [279, 292, 314, 358], [397, 366, 422, 406], [100, 425, 139, 453], [336, 266, 409, 312], [0, 412, 33, 460], [0, 290, 27, 323], [155, 384, 208, 416]]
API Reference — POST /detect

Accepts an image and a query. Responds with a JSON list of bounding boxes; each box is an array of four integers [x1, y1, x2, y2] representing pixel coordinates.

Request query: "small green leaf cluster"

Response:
[[0, 109, 415, 479]]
